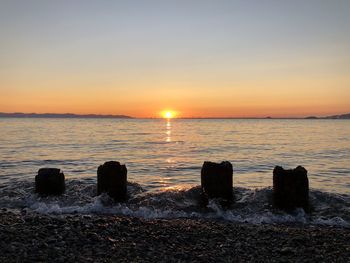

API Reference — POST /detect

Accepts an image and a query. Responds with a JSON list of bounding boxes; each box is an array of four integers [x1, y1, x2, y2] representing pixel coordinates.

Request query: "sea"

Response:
[[0, 118, 349, 226]]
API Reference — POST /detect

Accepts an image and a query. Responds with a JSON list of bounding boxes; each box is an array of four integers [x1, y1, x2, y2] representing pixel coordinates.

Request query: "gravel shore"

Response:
[[0, 211, 349, 262]]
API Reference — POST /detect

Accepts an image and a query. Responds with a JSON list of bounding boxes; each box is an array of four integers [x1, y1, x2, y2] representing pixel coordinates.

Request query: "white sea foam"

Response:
[[0, 179, 349, 227]]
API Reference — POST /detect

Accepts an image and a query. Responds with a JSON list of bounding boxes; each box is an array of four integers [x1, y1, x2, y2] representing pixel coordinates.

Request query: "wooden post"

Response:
[[35, 168, 65, 195], [201, 161, 233, 200], [273, 166, 309, 210], [97, 161, 127, 201]]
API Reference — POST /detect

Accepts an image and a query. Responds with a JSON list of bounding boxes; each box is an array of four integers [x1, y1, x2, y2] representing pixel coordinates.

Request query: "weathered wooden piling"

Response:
[[35, 168, 65, 195], [201, 161, 233, 200], [97, 161, 127, 201], [273, 166, 309, 210]]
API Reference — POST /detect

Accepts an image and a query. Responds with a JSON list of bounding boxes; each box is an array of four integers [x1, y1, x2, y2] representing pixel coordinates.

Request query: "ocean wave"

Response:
[[0, 179, 348, 227]]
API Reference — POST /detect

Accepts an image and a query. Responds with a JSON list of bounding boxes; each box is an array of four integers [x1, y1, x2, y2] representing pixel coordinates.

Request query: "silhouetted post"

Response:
[[97, 161, 127, 201], [201, 161, 233, 200], [273, 166, 309, 210], [35, 168, 65, 195]]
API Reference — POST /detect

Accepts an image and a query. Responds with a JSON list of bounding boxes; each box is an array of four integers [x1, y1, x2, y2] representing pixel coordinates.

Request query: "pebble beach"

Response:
[[1, 210, 349, 263]]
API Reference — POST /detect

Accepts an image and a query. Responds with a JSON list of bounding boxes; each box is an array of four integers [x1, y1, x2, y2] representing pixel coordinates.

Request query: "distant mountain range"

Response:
[[0, 112, 132, 119], [305, 113, 350, 119]]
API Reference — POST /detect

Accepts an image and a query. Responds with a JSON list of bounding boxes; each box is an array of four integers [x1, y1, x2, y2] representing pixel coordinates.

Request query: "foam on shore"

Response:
[[0, 179, 348, 227]]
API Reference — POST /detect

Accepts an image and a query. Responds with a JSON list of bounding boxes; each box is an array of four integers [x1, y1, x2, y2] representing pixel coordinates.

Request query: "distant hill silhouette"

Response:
[[0, 112, 132, 119], [305, 113, 350, 119], [324, 113, 350, 119], [1, 112, 349, 119]]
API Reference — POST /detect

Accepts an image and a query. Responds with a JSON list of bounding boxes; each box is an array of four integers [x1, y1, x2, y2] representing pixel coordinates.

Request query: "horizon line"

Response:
[[0, 111, 349, 119]]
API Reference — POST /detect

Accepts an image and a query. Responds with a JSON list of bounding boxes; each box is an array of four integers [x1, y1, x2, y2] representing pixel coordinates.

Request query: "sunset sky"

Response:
[[1, 1, 349, 118]]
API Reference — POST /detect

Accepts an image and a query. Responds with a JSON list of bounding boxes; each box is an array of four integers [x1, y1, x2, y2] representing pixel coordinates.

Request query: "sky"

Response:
[[0, 0, 349, 118]]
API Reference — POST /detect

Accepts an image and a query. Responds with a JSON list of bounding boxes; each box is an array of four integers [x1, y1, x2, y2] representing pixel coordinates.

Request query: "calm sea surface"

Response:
[[0, 118, 349, 194]]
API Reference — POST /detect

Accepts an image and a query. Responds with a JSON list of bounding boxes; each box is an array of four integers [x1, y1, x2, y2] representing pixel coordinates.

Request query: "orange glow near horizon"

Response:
[[1, 72, 349, 118], [161, 110, 176, 119], [0, 100, 349, 119]]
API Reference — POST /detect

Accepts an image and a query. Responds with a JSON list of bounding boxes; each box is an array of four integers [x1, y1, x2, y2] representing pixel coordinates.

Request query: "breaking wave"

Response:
[[0, 179, 348, 227]]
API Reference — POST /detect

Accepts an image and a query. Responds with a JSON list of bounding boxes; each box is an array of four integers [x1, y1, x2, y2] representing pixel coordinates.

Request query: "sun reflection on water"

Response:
[[1, 118, 349, 194], [166, 119, 171, 142]]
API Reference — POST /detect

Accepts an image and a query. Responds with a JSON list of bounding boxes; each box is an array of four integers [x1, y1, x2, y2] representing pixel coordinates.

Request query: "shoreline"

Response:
[[1, 211, 349, 262], [0, 179, 349, 228]]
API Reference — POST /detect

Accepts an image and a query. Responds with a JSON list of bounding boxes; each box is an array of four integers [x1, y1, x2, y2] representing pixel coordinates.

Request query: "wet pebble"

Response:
[[0, 212, 349, 262]]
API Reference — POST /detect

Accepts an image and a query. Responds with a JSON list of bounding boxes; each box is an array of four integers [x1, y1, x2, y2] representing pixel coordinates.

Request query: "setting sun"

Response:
[[162, 111, 176, 119]]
